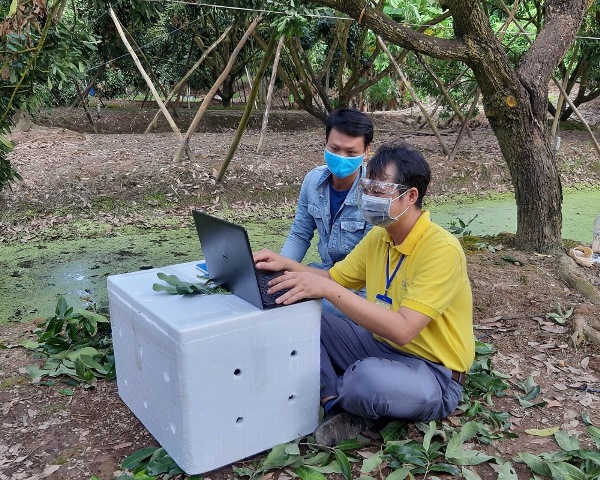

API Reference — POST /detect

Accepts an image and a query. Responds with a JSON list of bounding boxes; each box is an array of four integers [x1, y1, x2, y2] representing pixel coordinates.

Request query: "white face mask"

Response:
[[357, 189, 409, 227]]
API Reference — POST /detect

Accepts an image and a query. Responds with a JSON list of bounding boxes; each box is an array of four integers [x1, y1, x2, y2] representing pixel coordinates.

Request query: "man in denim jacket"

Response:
[[281, 108, 374, 313], [281, 109, 374, 315]]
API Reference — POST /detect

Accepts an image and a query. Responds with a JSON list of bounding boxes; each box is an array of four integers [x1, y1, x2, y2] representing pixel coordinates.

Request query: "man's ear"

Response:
[[364, 144, 371, 159], [407, 187, 420, 205]]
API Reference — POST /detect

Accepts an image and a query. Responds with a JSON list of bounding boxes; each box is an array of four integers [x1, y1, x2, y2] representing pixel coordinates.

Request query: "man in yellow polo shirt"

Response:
[[254, 142, 474, 446]]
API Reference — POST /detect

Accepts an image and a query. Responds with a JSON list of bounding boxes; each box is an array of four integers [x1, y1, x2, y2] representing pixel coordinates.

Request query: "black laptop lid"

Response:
[[192, 210, 265, 309]]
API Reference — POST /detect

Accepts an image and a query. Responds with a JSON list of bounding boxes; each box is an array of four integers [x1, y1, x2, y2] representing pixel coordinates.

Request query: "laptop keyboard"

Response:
[[256, 270, 288, 304]]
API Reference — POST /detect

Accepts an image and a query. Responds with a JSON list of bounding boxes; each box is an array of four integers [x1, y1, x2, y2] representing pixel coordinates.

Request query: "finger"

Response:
[[267, 278, 288, 293], [269, 271, 296, 287], [278, 287, 308, 305]]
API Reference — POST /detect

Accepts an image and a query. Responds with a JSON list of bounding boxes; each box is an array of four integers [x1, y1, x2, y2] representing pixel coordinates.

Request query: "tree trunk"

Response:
[[486, 104, 562, 252], [218, 77, 236, 108]]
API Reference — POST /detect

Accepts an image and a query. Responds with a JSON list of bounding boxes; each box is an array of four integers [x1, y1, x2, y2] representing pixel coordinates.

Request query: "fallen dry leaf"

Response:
[[41, 465, 62, 477], [541, 325, 569, 334], [111, 442, 133, 450], [581, 357, 590, 369]]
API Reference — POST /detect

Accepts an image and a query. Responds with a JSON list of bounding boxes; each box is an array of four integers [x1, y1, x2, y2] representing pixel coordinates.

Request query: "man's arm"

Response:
[[280, 175, 316, 262], [254, 249, 328, 278], [268, 270, 430, 346]]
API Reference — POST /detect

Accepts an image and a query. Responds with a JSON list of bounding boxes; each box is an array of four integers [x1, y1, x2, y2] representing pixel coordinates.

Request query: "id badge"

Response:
[[375, 293, 393, 310]]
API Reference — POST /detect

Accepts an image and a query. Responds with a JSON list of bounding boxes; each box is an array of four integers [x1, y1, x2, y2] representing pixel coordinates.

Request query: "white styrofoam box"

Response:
[[107, 262, 321, 475]]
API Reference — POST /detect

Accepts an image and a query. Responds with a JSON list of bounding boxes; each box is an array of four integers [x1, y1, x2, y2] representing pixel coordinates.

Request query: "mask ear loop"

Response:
[[391, 205, 410, 221], [389, 189, 411, 221]]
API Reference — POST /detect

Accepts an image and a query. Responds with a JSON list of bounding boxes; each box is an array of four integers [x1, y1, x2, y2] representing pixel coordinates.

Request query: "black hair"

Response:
[[367, 142, 431, 208], [325, 108, 374, 148]]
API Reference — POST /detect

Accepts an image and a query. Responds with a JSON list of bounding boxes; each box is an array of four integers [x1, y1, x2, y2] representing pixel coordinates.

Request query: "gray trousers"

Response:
[[320, 313, 463, 421]]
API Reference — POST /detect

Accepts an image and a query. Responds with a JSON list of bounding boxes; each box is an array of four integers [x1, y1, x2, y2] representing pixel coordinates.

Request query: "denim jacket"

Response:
[[281, 165, 372, 269]]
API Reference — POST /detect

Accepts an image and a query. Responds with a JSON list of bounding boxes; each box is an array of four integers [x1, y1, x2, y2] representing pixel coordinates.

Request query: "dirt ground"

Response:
[[1, 106, 600, 480]]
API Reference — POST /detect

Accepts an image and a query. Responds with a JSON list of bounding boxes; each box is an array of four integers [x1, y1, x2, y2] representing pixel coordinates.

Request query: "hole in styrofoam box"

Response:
[[236, 417, 244, 424], [234, 368, 242, 376], [288, 394, 296, 402], [290, 350, 298, 357]]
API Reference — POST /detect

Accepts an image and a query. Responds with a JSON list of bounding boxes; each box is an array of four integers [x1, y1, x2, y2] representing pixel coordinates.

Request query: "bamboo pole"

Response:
[[216, 33, 277, 181], [377, 36, 450, 156], [172, 15, 262, 162], [121, 23, 177, 117], [448, 89, 480, 162], [551, 77, 600, 157], [109, 8, 194, 161], [256, 35, 285, 153], [245, 66, 260, 110], [417, 68, 470, 129], [73, 79, 98, 134], [550, 50, 577, 150], [551, 75, 568, 151], [145, 24, 234, 133], [414, 53, 472, 139], [70, 65, 104, 108], [441, 84, 478, 128], [140, 88, 151, 109]]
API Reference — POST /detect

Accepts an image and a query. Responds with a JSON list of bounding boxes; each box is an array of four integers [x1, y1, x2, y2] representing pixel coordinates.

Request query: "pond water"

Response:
[[0, 219, 296, 325], [1, 189, 599, 325], [429, 188, 600, 242]]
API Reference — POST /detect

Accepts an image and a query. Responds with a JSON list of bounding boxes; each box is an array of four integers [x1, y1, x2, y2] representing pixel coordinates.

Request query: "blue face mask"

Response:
[[324, 149, 364, 178]]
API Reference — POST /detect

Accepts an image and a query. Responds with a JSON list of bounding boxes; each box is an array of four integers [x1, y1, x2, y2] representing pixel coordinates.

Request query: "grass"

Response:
[[0, 376, 27, 389]]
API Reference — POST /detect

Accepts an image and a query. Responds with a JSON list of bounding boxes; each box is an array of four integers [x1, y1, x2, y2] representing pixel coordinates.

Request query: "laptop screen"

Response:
[[192, 210, 284, 309]]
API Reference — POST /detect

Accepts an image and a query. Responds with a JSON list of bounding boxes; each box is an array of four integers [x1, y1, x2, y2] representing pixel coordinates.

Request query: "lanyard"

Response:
[[385, 244, 404, 296]]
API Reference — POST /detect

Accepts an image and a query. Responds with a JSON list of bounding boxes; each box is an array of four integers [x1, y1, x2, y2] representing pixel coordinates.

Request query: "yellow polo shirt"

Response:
[[329, 210, 475, 372]]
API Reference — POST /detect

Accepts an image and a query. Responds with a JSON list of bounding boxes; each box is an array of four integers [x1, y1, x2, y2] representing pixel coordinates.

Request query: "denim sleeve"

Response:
[[281, 177, 316, 262]]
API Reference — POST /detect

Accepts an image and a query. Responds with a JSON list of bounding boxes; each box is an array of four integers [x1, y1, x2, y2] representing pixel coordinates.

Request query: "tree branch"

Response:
[[300, 0, 470, 62], [519, 0, 588, 87]]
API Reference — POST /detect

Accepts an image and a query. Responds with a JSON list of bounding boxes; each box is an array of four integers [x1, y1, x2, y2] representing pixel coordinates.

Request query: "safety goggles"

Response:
[[359, 178, 408, 196]]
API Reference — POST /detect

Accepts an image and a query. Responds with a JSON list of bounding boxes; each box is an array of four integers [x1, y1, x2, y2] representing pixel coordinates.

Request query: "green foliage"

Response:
[[0, 0, 98, 192], [448, 214, 479, 237], [515, 376, 547, 409], [0, 134, 20, 189], [266, 2, 327, 36], [22, 296, 115, 383], [459, 234, 497, 253], [462, 341, 511, 407], [383, 0, 443, 24], [546, 304, 574, 324], [152, 272, 231, 295], [365, 76, 401, 110], [517, 418, 600, 479], [118, 447, 188, 479]]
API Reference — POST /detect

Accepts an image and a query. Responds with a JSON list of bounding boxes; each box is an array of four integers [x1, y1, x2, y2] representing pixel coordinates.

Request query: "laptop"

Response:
[[192, 210, 288, 309]]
